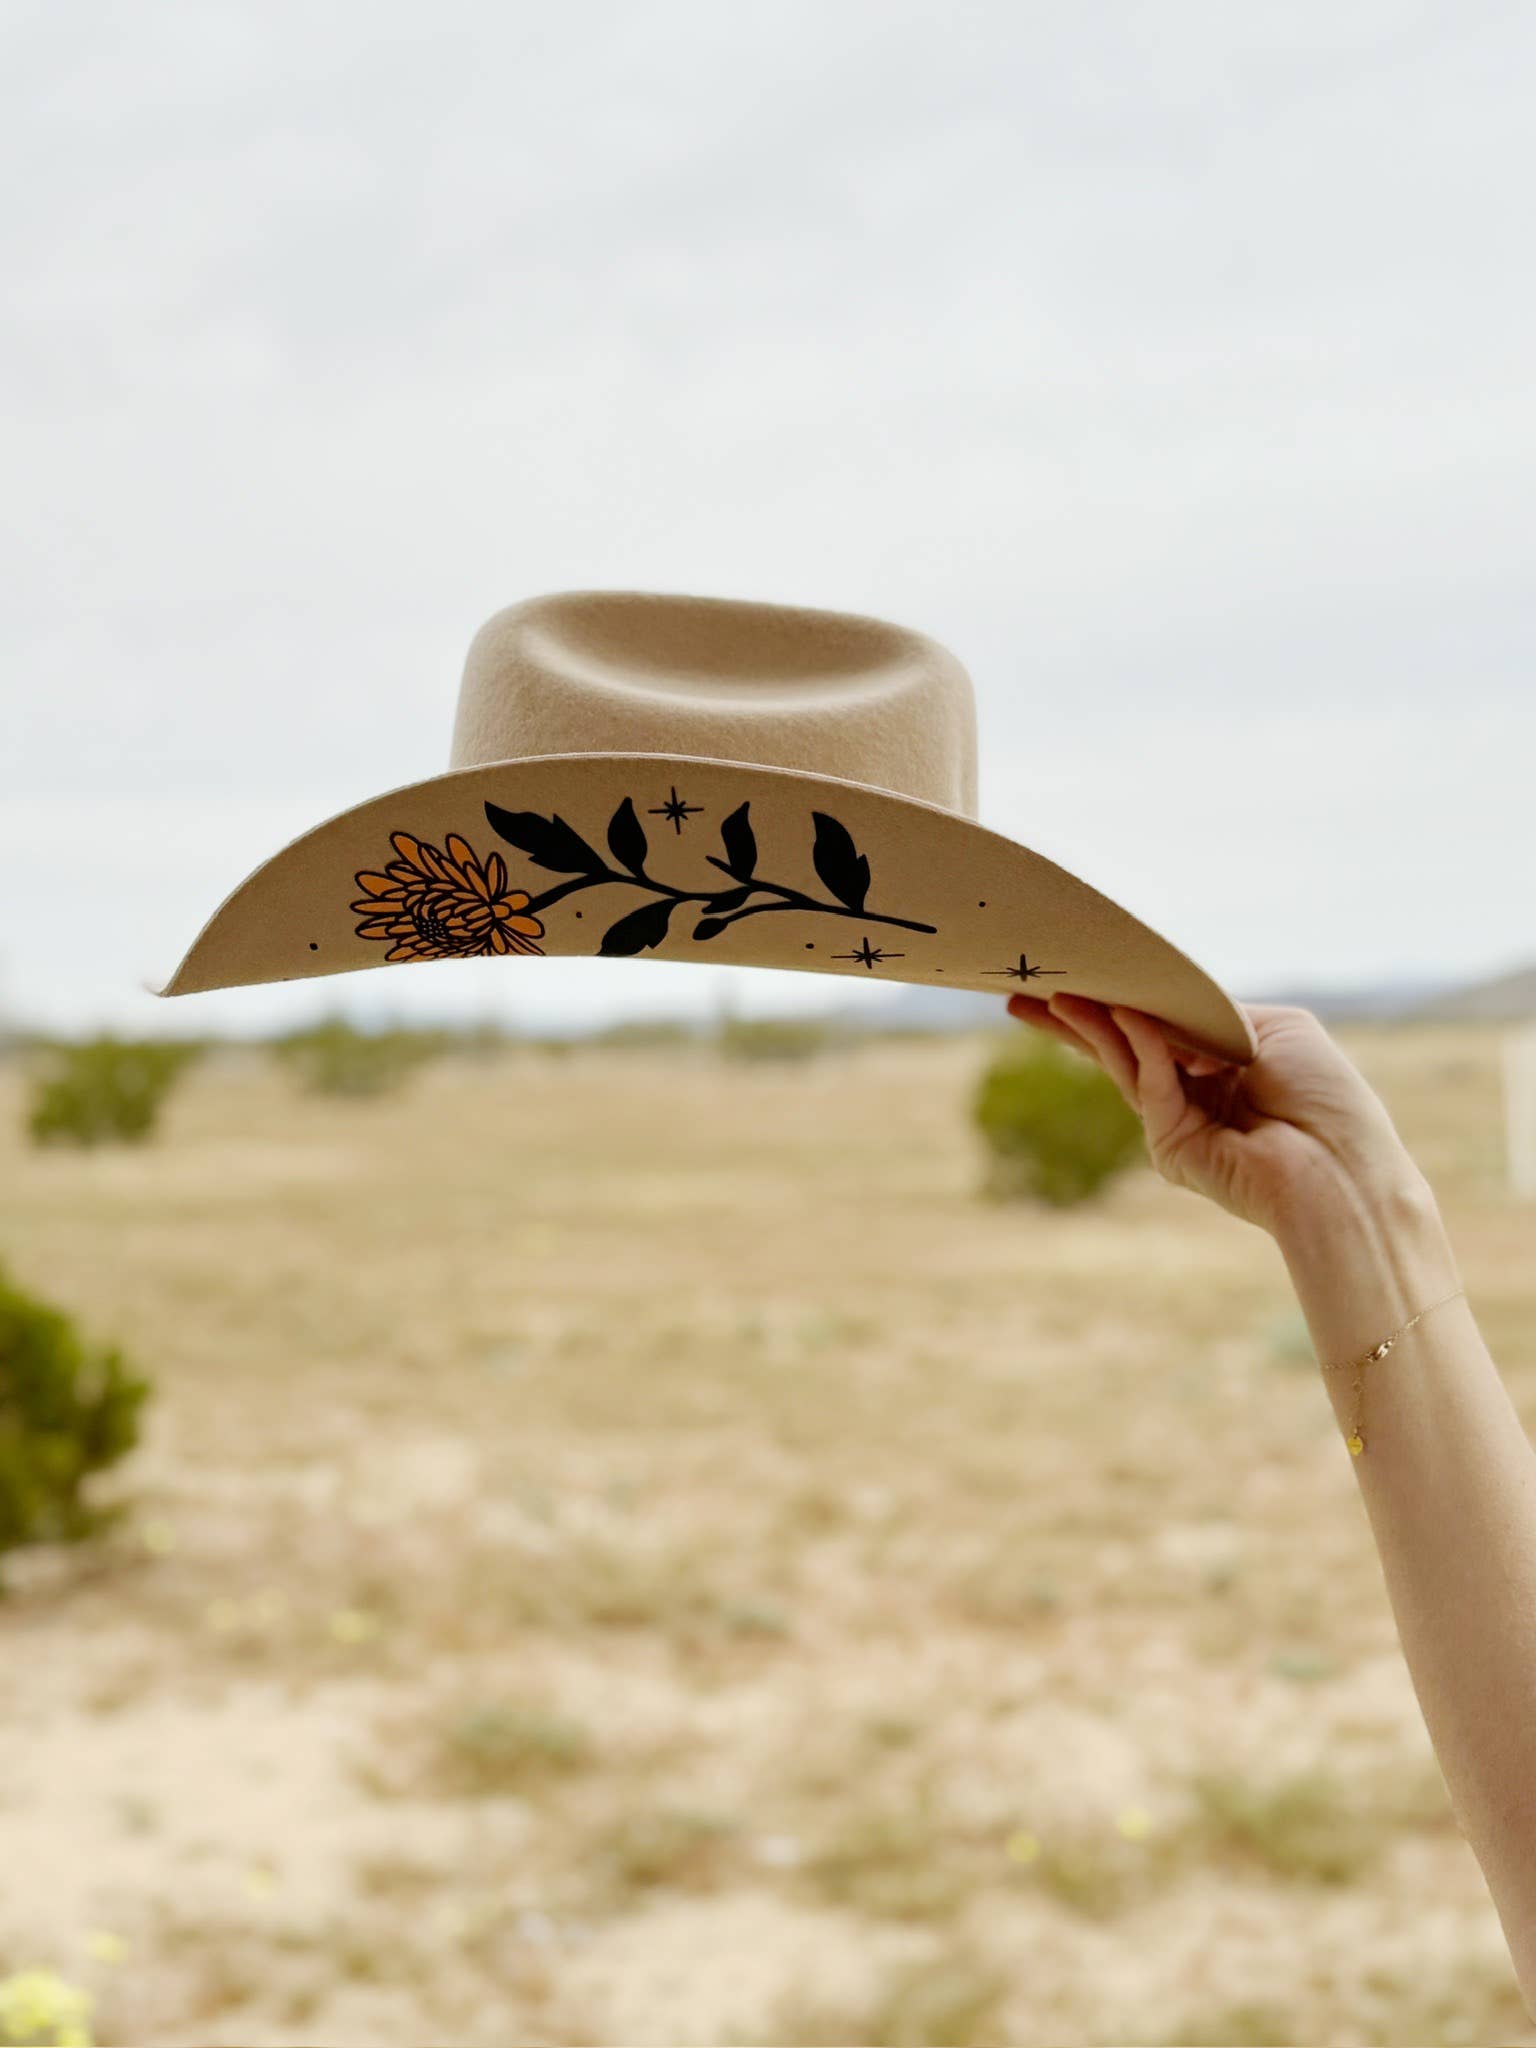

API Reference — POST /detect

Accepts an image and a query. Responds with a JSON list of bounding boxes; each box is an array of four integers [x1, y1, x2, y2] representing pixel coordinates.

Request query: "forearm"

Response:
[[1273, 1160, 1536, 2008]]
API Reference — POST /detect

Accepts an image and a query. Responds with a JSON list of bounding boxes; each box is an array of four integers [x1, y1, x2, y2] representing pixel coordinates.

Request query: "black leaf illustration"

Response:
[[477, 791, 934, 943], [484, 802, 605, 875], [810, 811, 871, 912], [719, 801, 757, 879], [599, 896, 676, 956], [702, 884, 753, 914], [606, 796, 649, 875]]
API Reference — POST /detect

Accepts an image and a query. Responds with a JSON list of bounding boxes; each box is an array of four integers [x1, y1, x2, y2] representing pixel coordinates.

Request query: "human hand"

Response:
[[1005, 992, 1426, 1239]]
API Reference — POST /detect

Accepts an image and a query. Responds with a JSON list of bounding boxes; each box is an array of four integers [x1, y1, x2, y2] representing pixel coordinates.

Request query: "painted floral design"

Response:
[[483, 794, 939, 957], [352, 831, 546, 961], [351, 795, 942, 971]]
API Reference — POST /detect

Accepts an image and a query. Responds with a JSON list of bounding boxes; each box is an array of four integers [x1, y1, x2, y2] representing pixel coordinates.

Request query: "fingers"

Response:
[[1174, 1050, 1227, 1078], [1111, 1004, 1198, 1147], [1005, 991, 1103, 1062], [1008, 992, 1232, 1122], [1045, 993, 1143, 1109]]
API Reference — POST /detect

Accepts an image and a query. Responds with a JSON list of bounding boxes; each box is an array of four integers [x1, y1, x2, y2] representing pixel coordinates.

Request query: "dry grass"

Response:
[[771, 1945, 1013, 2047], [0, 1022, 1532, 2045]]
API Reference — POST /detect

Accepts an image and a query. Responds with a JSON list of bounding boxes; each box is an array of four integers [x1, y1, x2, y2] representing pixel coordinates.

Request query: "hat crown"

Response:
[[448, 589, 979, 817]]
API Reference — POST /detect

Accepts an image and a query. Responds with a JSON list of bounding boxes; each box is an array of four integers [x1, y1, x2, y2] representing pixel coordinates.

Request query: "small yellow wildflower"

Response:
[[0, 1968, 96, 2047], [82, 1931, 126, 1965], [328, 1607, 380, 1644], [1004, 1829, 1041, 1865], [139, 1519, 177, 1556], [1115, 1805, 1154, 1841], [244, 1863, 277, 1900]]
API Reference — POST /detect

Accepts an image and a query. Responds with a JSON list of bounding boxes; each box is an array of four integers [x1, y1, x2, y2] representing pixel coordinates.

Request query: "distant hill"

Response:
[[836, 971, 1465, 1033], [827, 984, 1003, 1033], [1241, 975, 1457, 1023], [1410, 961, 1536, 1023], [824, 958, 1536, 1033]]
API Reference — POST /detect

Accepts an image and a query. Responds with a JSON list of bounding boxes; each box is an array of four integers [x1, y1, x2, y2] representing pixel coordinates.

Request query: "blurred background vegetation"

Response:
[[1, 996, 1533, 2045]]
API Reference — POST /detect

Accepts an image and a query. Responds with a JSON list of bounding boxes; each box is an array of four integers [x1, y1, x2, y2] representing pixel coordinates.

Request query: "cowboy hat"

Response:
[[157, 588, 1258, 1065]]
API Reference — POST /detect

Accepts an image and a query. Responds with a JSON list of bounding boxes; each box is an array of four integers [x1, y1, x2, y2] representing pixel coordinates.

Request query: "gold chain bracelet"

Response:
[[1320, 1286, 1466, 1456]]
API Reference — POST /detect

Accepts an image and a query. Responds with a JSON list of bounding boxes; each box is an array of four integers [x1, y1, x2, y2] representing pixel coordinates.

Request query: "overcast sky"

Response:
[[4, 0, 1532, 1037]]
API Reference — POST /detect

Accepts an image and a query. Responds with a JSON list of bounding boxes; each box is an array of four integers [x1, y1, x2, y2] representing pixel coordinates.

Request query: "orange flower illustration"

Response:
[[352, 831, 546, 962]]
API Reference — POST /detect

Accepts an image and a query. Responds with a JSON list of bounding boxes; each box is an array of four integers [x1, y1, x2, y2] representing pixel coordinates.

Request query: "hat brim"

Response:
[[156, 751, 1258, 1065]]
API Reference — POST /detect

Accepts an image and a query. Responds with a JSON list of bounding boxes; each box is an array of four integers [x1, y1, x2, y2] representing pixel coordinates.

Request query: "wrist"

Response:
[[1270, 1156, 1462, 1373], [1269, 1141, 1438, 1256]]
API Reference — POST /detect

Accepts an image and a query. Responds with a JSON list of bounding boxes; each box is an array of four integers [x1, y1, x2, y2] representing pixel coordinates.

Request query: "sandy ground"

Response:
[[0, 1024, 1532, 2046]]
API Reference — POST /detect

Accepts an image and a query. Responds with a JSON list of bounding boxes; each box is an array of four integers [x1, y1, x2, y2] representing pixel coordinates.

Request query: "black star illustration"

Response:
[[982, 953, 1067, 983], [647, 785, 704, 834], [832, 935, 904, 970]]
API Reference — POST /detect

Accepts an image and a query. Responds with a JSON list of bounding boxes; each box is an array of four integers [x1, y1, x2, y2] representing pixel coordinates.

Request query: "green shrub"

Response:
[[0, 1264, 150, 1569], [971, 1032, 1144, 1205], [717, 1016, 837, 1062], [455, 1019, 521, 1061], [271, 1017, 445, 1098], [585, 1018, 702, 1052], [530, 1036, 575, 1058], [26, 1036, 200, 1148]]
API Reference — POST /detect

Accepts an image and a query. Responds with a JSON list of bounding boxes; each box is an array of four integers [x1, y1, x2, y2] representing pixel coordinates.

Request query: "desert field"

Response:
[[1, 1020, 1533, 2047]]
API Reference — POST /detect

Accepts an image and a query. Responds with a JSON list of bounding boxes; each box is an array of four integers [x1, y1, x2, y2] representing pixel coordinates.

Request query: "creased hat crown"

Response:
[[448, 589, 980, 817]]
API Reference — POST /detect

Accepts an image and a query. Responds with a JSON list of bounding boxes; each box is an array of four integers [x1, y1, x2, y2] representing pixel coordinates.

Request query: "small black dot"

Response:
[[934, 967, 944, 973], [804, 942, 814, 950], [308, 942, 319, 952], [978, 900, 987, 908], [574, 910, 583, 919]]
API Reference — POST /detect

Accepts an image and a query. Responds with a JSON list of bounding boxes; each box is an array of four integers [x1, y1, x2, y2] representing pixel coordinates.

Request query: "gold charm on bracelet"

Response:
[[1321, 1288, 1466, 1458]]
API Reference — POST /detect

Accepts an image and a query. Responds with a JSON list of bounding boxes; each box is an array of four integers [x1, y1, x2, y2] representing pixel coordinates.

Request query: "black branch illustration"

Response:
[[483, 796, 939, 958]]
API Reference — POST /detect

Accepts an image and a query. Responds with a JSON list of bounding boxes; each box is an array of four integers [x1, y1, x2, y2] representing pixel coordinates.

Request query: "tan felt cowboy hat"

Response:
[[158, 588, 1258, 1065]]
